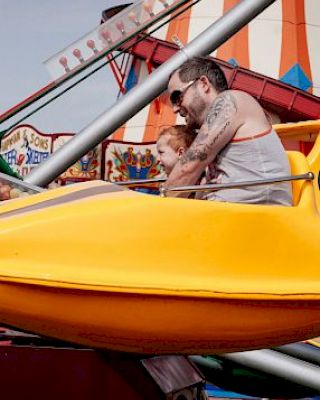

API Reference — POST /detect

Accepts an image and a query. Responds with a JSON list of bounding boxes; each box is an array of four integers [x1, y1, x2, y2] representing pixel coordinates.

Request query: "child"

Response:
[[156, 125, 197, 176]]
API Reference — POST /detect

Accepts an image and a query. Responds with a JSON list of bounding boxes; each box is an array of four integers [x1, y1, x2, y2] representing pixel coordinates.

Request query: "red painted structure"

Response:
[[123, 34, 320, 123], [0, 328, 204, 400]]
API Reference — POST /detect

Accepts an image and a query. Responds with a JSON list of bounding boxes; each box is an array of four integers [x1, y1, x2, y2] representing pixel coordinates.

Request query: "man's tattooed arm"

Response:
[[165, 91, 238, 195], [204, 91, 238, 146], [206, 92, 237, 128], [180, 92, 238, 165]]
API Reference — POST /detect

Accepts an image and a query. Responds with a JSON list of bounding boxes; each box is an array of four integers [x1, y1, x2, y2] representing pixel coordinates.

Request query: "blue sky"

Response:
[[0, 0, 128, 133]]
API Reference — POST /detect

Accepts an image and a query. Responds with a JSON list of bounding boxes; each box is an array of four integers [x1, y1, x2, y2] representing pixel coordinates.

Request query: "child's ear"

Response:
[[178, 146, 185, 158]]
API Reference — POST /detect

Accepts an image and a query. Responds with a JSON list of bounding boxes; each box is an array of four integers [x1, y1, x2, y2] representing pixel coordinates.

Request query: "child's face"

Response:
[[156, 135, 180, 175]]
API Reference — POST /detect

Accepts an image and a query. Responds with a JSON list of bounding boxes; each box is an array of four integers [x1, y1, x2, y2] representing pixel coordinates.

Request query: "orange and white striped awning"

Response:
[[111, 0, 320, 143]]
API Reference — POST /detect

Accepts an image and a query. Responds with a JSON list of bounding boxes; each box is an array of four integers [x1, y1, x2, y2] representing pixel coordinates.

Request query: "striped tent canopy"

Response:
[[111, 0, 320, 143]]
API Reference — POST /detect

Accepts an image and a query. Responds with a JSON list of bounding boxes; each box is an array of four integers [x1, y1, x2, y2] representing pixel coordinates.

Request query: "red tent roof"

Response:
[[124, 34, 320, 123]]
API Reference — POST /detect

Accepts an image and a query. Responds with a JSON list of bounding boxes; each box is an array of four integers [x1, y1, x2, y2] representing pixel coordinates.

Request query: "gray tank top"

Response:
[[205, 128, 292, 205]]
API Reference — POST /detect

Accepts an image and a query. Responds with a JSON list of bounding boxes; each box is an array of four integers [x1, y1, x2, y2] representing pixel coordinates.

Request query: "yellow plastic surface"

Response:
[[0, 153, 319, 354], [275, 120, 320, 209]]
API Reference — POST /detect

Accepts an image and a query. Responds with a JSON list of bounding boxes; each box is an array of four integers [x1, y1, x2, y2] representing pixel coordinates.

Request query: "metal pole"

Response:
[[117, 177, 166, 186], [221, 349, 320, 391], [26, 0, 277, 186], [160, 172, 314, 197], [275, 342, 320, 366]]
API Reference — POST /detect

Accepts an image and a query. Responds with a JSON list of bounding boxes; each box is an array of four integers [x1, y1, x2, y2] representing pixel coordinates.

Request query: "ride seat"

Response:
[[286, 151, 312, 206]]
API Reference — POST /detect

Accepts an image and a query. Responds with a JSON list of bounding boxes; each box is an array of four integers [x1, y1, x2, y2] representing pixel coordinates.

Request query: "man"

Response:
[[165, 57, 292, 205]]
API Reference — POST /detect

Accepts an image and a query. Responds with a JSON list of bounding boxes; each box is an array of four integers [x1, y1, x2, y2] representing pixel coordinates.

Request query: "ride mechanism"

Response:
[[1, 0, 320, 399], [2, 0, 320, 186]]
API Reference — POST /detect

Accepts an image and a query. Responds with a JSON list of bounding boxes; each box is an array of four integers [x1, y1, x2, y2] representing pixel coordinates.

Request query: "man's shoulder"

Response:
[[222, 90, 262, 112], [213, 90, 255, 105], [225, 89, 253, 100]]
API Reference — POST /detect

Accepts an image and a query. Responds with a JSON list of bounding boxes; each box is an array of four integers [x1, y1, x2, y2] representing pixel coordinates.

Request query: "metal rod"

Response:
[[160, 172, 314, 197], [0, 172, 44, 195], [0, 0, 192, 126], [274, 342, 320, 366], [25, 0, 277, 187], [117, 177, 166, 186], [189, 355, 223, 371], [2, 1, 200, 138], [221, 349, 320, 391]]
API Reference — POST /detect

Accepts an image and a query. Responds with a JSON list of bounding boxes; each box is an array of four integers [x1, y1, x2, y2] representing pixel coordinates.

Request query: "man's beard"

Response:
[[185, 94, 206, 130]]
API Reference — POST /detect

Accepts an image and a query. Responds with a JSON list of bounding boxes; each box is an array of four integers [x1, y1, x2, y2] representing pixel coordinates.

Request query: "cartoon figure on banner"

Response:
[[68, 148, 99, 179], [107, 146, 161, 182], [79, 149, 96, 172]]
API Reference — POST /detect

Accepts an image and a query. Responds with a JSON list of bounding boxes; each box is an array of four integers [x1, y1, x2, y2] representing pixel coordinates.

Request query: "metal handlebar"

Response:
[[116, 177, 166, 186], [159, 172, 314, 197]]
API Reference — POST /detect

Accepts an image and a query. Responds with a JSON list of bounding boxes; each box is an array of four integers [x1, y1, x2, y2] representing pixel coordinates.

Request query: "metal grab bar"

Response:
[[116, 177, 166, 186], [0, 172, 44, 196], [159, 172, 314, 197]]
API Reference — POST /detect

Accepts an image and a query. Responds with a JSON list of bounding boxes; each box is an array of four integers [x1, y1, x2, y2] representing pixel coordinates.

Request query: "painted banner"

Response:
[[52, 134, 102, 182], [103, 140, 163, 182], [0, 125, 163, 185], [0, 125, 52, 177]]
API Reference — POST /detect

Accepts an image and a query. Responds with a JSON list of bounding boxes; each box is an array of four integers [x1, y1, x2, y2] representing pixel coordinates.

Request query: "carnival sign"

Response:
[[0, 125, 163, 186], [104, 141, 163, 182], [53, 135, 102, 182], [0, 125, 52, 177]]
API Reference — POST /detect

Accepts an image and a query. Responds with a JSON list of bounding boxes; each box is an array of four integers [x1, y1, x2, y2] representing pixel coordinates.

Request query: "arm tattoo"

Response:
[[206, 92, 237, 130], [179, 92, 237, 166], [204, 92, 238, 146], [180, 147, 209, 164]]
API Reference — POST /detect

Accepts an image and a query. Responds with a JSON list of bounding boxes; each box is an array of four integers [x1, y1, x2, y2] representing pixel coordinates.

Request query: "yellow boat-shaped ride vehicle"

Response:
[[0, 123, 320, 355]]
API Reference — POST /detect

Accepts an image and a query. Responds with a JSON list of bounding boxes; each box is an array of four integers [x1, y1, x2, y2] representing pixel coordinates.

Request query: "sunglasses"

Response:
[[169, 79, 197, 106]]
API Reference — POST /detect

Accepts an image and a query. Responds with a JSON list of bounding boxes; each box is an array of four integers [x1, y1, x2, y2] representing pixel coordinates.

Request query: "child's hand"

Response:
[[0, 182, 12, 200], [194, 173, 207, 200]]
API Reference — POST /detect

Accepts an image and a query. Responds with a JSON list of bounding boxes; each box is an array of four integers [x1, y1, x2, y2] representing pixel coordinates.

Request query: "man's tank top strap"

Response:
[[231, 127, 272, 143]]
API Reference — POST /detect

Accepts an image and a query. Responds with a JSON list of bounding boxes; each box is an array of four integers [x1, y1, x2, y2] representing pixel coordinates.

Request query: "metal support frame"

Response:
[[25, 0, 277, 186], [221, 349, 320, 391]]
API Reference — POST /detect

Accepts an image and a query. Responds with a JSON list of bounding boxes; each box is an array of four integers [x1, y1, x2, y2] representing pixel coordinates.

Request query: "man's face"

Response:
[[168, 72, 206, 129]]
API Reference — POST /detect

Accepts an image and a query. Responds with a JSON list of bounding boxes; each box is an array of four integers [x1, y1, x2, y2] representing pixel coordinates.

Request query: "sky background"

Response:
[[0, 0, 128, 134]]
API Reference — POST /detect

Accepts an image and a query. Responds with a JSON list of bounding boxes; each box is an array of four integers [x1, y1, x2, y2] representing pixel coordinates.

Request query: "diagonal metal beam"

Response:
[[220, 349, 320, 391]]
